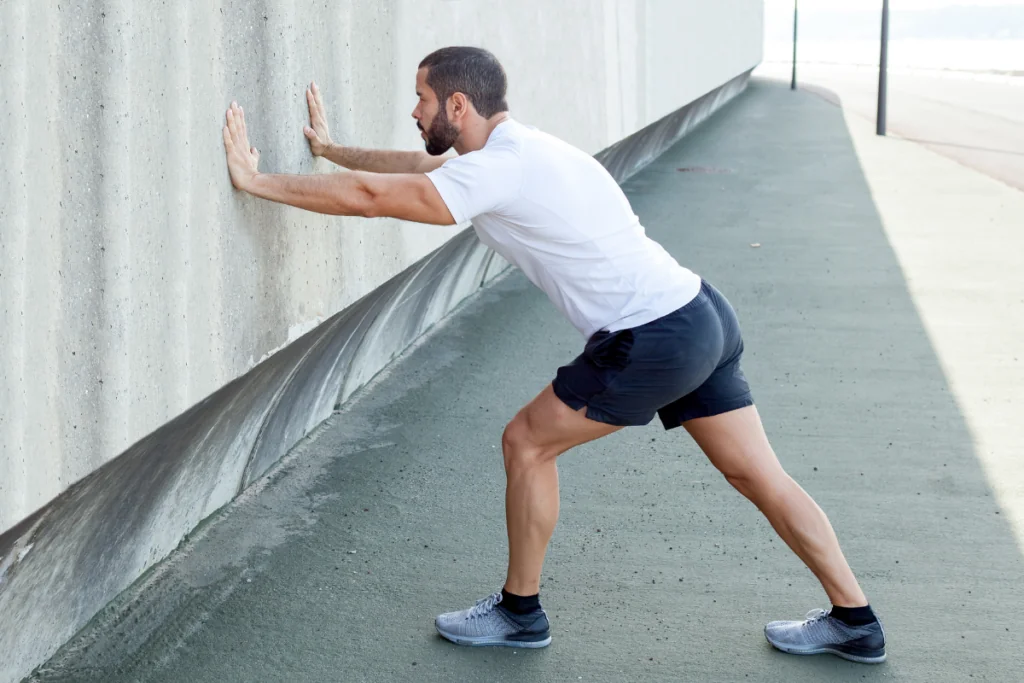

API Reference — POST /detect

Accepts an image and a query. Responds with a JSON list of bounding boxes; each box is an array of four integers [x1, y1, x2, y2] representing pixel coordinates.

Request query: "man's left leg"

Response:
[[502, 384, 622, 596], [435, 383, 621, 647]]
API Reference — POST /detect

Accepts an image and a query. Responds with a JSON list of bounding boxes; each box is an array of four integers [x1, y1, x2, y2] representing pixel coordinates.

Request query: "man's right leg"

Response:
[[683, 404, 886, 663], [684, 405, 866, 606]]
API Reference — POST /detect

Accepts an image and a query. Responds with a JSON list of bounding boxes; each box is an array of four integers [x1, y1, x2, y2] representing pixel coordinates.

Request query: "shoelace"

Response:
[[467, 592, 503, 619], [804, 608, 830, 622]]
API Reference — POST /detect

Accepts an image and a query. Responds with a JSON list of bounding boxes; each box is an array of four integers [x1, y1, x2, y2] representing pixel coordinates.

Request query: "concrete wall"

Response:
[[0, 0, 762, 535], [0, 1, 761, 680]]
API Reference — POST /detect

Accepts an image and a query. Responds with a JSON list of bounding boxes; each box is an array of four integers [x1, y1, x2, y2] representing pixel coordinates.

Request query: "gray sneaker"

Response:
[[765, 608, 886, 663], [435, 592, 552, 648]]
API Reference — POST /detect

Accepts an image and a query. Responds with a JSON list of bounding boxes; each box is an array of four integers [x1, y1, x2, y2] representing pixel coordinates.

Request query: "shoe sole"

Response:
[[766, 636, 886, 664], [436, 628, 552, 649]]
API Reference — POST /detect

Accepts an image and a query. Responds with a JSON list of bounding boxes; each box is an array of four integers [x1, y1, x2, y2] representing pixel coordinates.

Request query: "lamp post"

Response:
[[877, 0, 890, 135], [791, 0, 799, 90]]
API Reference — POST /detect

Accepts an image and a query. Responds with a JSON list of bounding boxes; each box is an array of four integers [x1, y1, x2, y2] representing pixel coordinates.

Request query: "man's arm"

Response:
[[319, 144, 449, 174], [303, 81, 449, 174], [245, 171, 456, 225], [223, 101, 454, 225]]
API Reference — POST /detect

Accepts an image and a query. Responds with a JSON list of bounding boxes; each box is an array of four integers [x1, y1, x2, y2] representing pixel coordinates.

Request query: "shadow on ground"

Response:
[[29, 80, 1024, 683]]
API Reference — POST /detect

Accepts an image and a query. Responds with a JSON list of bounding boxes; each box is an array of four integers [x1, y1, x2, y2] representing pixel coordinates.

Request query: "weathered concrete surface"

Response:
[[0, 71, 752, 683], [1, 3, 762, 680], [0, 0, 764, 534], [29, 80, 1024, 682]]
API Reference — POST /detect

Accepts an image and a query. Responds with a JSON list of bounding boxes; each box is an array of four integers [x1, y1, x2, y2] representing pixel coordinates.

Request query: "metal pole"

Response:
[[877, 0, 890, 135], [791, 0, 798, 90]]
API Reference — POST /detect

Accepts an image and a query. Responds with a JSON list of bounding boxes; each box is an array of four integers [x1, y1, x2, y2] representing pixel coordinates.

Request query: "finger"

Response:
[[307, 87, 319, 116], [229, 109, 244, 146], [303, 126, 316, 140], [307, 88, 317, 119], [233, 103, 249, 145], [223, 125, 232, 147], [312, 81, 325, 113]]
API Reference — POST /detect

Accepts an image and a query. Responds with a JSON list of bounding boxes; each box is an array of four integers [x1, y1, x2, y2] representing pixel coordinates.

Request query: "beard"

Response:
[[419, 108, 460, 156]]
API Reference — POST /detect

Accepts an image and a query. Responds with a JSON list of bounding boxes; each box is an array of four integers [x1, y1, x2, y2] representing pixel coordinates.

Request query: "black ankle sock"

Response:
[[829, 604, 877, 626], [501, 588, 541, 615]]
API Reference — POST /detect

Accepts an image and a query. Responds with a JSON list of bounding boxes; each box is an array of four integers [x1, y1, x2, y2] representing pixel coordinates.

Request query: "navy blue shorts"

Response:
[[552, 280, 754, 430]]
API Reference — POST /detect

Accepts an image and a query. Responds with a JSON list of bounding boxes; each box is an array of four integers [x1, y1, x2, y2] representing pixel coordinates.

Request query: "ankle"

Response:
[[829, 604, 877, 626], [501, 587, 541, 615], [503, 578, 540, 597]]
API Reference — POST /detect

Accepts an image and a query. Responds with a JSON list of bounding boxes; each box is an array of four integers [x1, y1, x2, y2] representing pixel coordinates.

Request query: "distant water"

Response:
[[764, 39, 1024, 74]]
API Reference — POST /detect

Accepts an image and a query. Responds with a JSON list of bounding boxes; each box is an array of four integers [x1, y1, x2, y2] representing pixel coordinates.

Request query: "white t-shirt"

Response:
[[426, 119, 702, 339]]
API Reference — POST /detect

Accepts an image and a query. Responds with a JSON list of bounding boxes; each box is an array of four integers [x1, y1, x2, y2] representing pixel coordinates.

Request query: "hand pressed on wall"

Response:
[[222, 101, 260, 191], [303, 81, 334, 157]]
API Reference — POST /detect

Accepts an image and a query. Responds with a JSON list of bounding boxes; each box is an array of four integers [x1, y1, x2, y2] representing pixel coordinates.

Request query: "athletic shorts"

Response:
[[552, 280, 754, 430]]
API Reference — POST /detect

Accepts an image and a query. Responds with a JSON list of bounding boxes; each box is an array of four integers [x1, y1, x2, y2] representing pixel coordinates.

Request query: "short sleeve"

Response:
[[426, 144, 522, 224]]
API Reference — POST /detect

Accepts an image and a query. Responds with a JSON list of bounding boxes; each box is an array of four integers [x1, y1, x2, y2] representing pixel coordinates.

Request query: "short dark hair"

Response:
[[418, 46, 509, 119]]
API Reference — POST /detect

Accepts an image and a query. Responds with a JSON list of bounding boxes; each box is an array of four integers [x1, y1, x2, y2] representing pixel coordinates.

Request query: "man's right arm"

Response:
[[304, 81, 449, 174], [319, 144, 449, 174]]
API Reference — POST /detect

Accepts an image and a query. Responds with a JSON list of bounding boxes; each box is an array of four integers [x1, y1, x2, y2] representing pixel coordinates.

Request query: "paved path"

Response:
[[758, 63, 1024, 190], [30, 79, 1024, 683]]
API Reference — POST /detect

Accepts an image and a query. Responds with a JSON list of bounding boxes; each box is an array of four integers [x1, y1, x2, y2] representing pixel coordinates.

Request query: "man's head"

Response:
[[412, 46, 509, 156]]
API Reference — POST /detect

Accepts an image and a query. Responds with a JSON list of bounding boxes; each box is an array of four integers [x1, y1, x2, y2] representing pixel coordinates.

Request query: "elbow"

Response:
[[345, 178, 384, 218], [359, 199, 383, 219]]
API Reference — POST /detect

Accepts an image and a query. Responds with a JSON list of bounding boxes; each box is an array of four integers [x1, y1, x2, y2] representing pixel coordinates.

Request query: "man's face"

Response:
[[412, 68, 460, 156]]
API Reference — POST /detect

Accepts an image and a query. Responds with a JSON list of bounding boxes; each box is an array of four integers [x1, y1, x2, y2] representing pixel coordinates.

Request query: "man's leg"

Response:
[[502, 384, 622, 595], [683, 404, 866, 606], [683, 404, 886, 663], [435, 383, 621, 647]]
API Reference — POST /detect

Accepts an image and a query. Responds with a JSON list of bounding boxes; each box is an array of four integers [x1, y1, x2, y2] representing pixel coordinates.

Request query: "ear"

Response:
[[449, 92, 471, 122]]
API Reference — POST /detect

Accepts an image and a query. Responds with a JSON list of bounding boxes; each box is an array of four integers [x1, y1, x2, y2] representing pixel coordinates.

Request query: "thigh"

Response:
[[682, 405, 785, 483], [512, 384, 623, 454]]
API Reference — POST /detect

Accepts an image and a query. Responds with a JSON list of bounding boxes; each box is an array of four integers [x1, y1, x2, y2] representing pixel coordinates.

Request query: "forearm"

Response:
[[322, 144, 438, 174], [245, 172, 370, 217]]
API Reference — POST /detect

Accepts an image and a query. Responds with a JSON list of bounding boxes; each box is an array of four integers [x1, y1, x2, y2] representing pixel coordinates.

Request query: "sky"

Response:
[[763, 1, 1024, 41], [765, 0, 1024, 9]]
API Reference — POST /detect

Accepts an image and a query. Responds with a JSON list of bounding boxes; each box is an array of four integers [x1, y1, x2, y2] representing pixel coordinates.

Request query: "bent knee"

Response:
[[502, 418, 554, 471]]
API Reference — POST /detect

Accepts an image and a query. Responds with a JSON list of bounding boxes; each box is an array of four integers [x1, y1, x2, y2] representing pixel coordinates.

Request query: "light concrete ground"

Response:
[[757, 63, 1024, 190], [29, 79, 1024, 683]]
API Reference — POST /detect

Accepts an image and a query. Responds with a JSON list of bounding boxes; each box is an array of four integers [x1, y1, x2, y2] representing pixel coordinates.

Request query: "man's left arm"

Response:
[[223, 101, 455, 226], [244, 172, 455, 225]]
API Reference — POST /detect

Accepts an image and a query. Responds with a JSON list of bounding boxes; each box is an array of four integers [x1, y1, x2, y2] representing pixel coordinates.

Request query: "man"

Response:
[[222, 46, 886, 663]]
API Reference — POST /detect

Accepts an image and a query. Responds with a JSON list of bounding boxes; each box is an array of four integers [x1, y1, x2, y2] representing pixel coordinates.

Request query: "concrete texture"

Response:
[[0, 0, 764, 535], [0, 3, 761, 677], [0, 228, 487, 682], [27, 80, 1024, 682], [757, 64, 1024, 191], [0, 69, 753, 683]]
